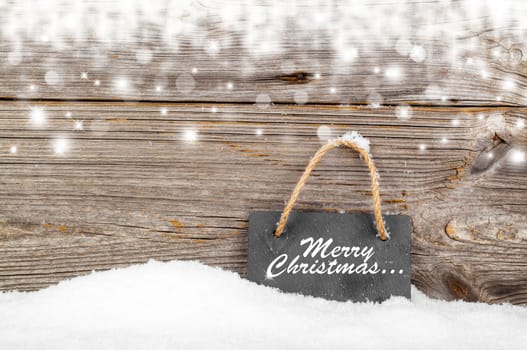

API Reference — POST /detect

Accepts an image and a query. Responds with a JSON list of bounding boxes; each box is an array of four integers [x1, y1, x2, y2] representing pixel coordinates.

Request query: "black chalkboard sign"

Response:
[[248, 211, 411, 302]]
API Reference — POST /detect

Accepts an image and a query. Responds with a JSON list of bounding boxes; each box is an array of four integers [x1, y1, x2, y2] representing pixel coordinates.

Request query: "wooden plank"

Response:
[[0, 101, 525, 304], [0, 0, 526, 105]]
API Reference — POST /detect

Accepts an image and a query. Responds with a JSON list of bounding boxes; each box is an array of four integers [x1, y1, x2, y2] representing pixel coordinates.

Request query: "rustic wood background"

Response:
[[0, 0, 526, 304]]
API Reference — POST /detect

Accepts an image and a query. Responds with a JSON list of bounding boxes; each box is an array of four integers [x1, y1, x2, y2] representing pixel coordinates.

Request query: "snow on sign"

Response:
[[248, 132, 412, 302], [247, 212, 411, 302]]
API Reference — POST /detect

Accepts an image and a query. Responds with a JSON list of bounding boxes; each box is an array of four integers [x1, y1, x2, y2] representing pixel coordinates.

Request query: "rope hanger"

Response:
[[274, 132, 389, 241]]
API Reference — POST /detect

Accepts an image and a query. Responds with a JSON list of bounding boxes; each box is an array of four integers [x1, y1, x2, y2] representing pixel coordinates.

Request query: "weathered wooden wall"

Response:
[[0, 0, 526, 304]]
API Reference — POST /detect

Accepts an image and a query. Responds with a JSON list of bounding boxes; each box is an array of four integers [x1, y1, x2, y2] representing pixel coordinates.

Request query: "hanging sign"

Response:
[[247, 132, 412, 302]]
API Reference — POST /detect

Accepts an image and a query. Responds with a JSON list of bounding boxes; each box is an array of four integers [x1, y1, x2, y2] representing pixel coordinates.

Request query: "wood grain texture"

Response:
[[0, 0, 526, 105], [0, 102, 525, 304], [1, 0, 527, 304]]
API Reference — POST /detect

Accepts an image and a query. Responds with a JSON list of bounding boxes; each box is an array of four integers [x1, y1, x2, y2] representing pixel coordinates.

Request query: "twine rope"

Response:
[[274, 138, 388, 241]]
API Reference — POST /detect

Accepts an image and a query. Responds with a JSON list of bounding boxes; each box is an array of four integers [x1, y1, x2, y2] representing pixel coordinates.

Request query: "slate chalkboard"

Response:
[[248, 211, 411, 302]]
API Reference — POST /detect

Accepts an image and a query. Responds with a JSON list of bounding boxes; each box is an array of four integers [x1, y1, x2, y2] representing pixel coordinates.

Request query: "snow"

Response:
[[2, 0, 527, 64], [336, 131, 370, 154], [396, 104, 413, 120], [29, 107, 46, 127], [1, 260, 525, 349]]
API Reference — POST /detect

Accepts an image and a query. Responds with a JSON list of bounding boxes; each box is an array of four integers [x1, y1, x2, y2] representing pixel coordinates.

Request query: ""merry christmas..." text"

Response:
[[266, 237, 381, 279]]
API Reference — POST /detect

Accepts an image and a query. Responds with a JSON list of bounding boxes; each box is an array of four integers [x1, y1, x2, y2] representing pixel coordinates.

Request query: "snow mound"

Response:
[[0, 260, 525, 349]]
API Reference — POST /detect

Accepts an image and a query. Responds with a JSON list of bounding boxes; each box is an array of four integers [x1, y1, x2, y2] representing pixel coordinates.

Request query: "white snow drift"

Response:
[[0, 260, 525, 349]]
